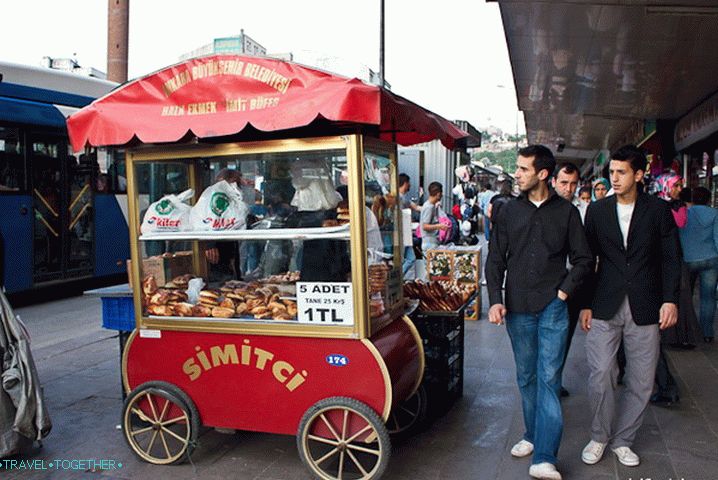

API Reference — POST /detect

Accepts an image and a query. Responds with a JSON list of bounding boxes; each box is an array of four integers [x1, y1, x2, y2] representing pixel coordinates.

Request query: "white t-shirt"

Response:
[[530, 199, 545, 208], [616, 202, 635, 248]]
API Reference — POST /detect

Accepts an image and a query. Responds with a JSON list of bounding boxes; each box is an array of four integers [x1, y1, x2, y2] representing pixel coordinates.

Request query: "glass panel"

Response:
[[135, 162, 193, 258], [363, 149, 402, 327], [135, 147, 353, 325], [0, 127, 25, 192], [32, 137, 63, 282], [66, 147, 94, 276]]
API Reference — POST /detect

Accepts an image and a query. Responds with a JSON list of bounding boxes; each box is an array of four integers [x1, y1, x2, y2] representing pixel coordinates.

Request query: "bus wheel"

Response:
[[122, 381, 200, 465], [297, 397, 391, 480]]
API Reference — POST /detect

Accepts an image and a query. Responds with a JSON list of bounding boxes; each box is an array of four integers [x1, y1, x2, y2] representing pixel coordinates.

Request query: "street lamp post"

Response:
[[379, 0, 385, 87]]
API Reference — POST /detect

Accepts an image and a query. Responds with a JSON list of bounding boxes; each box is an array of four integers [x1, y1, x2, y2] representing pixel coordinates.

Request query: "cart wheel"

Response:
[[122, 381, 200, 465], [387, 384, 428, 438], [297, 397, 391, 480]]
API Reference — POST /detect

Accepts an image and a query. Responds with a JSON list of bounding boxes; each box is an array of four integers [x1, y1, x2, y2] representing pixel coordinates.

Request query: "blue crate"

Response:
[[101, 297, 136, 331]]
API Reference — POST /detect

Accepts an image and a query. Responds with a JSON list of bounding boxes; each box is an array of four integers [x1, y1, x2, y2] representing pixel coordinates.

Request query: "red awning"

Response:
[[67, 55, 471, 151]]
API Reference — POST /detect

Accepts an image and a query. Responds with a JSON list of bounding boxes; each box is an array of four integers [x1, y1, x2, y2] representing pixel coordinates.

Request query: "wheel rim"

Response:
[[387, 390, 422, 435], [123, 390, 192, 465], [302, 406, 385, 480]]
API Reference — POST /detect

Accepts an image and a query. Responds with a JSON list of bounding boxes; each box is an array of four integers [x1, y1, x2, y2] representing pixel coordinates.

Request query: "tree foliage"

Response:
[[472, 131, 526, 174], [473, 149, 518, 173]]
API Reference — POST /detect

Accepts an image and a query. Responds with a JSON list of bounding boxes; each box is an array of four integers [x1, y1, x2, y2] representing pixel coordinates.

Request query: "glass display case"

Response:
[[126, 135, 403, 339]]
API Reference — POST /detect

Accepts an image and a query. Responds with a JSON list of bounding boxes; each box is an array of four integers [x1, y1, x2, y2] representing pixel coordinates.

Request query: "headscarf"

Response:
[[653, 172, 683, 201], [592, 178, 610, 200]]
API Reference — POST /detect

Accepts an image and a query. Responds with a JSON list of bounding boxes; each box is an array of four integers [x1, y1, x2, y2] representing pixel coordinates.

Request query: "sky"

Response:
[[0, 0, 525, 135]]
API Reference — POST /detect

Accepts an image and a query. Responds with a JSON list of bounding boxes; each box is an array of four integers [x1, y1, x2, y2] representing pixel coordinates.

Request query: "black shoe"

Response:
[[679, 342, 696, 350], [560, 387, 570, 397], [650, 393, 679, 407], [705, 337, 714, 343]]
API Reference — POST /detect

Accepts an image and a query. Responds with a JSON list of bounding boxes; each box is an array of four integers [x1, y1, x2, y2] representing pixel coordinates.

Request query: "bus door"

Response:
[[29, 134, 94, 285]]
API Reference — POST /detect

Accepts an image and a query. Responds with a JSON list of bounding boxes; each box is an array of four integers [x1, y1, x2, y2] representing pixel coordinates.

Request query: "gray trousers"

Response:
[[585, 296, 660, 448]]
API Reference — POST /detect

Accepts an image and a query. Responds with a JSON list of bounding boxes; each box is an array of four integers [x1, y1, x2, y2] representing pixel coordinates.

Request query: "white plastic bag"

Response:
[[189, 180, 248, 231], [186, 277, 206, 304], [290, 159, 341, 211], [140, 189, 193, 233]]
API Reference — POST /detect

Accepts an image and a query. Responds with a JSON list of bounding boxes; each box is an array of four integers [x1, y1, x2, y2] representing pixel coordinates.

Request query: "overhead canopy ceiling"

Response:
[[497, 0, 718, 164]]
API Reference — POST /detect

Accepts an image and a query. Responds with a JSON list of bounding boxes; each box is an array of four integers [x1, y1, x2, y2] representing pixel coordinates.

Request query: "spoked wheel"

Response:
[[122, 381, 200, 465], [387, 384, 428, 438], [297, 397, 391, 480]]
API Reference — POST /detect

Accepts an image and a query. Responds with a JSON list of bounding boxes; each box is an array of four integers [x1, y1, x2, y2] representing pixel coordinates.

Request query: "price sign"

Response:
[[296, 282, 354, 325]]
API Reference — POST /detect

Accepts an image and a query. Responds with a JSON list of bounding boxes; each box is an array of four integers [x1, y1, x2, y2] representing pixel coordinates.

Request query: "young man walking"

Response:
[[420, 182, 449, 255], [487, 145, 592, 480], [580, 145, 680, 467]]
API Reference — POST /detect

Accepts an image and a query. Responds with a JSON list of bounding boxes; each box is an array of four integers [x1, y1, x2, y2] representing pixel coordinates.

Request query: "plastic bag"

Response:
[[141, 189, 194, 234], [290, 159, 341, 211], [190, 181, 248, 231], [186, 277, 206, 304]]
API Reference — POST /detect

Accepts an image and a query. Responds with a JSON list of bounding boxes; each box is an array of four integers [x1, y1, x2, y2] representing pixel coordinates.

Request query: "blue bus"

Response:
[[0, 61, 130, 303]]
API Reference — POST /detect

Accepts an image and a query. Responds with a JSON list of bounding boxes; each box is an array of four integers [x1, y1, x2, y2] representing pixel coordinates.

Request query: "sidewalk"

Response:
[[3, 291, 717, 479]]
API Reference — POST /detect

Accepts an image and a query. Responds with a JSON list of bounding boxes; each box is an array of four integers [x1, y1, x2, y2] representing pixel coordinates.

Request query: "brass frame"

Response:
[[126, 135, 385, 340]]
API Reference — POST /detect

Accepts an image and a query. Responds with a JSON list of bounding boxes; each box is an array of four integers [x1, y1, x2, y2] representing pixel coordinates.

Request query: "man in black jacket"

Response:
[[487, 145, 592, 480], [579, 145, 680, 468]]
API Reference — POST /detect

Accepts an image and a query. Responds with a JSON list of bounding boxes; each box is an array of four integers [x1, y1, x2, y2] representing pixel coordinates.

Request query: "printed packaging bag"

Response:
[[189, 180, 248, 231], [140, 189, 194, 233]]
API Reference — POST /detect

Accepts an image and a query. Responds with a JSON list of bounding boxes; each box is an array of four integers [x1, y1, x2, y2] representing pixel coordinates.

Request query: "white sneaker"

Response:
[[612, 446, 640, 467], [528, 462, 562, 480], [510, 439, 534, 457], [581, 440, 607, 465]]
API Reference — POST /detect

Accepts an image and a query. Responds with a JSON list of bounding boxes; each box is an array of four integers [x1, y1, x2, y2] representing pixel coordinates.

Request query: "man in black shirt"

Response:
[[486, 145, 592, 480]]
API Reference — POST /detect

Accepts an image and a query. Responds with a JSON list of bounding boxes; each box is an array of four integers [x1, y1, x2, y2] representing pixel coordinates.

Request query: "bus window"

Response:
[[67, 147, 94, 276], [95, 148, 127, 193], [0, 127, 26, 192]]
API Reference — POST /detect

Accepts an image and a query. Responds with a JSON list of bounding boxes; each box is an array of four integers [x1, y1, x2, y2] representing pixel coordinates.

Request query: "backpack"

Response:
[[438, 215, 460, 244]]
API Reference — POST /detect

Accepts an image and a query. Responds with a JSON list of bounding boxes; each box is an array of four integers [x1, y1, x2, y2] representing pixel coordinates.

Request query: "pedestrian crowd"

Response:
[[484, 144, 716, 480]]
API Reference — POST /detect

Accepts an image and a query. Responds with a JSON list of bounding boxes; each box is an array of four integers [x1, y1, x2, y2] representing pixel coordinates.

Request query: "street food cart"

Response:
[[67, 55, 472, 479]]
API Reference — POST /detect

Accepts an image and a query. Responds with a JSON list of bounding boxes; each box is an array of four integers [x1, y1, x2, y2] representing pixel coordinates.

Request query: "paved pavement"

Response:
[[3, 288, 717, 479]]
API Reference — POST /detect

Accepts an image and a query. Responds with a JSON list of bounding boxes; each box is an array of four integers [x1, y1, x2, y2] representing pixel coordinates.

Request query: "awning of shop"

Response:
[[67, 55, 474, 152], [0, 96, 67, 128], [497, 1, 718, 164]]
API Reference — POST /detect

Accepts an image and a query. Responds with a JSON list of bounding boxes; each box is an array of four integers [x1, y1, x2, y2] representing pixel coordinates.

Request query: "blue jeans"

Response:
[[505, 297, 569, 465], [402, 246, 416, 275], [687, 257, 718, 338]]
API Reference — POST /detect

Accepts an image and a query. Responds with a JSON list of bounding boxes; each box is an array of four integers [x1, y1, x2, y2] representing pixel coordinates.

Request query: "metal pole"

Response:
[[515, 110, 519, 153], [379, 0, 385, 87]]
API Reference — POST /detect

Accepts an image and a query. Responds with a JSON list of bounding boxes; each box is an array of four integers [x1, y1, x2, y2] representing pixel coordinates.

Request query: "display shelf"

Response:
[[146, 315, 299, 325], [139, 224, 350, 242]]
